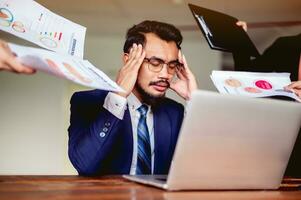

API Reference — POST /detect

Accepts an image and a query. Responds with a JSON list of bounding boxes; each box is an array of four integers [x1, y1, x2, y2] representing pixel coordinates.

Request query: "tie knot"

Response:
[[138, 105, 148, 117]]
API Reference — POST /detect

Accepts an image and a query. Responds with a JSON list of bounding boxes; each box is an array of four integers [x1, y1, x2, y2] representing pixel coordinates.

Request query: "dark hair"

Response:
[[123, 20, 183, 53]]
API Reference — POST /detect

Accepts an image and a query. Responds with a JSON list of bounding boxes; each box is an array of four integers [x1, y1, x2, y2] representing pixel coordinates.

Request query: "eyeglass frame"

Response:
[[143, 56, 184, 75]]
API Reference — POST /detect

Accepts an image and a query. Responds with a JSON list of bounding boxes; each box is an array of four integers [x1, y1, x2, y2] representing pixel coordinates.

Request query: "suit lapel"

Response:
[[153, 107, 172, 174], [122, 106, 134, 173]]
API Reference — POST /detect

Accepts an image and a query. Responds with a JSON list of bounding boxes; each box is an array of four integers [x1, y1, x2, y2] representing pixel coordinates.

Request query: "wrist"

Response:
[[114, 92, 128, 98]]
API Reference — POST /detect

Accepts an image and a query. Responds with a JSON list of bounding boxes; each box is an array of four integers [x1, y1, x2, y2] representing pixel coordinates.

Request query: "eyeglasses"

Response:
[[143, 57, 183, 75]]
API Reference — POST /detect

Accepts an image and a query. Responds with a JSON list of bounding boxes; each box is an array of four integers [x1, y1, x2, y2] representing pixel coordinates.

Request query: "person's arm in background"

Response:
[[0, 39, 35, 74], [232, 21, 255, 71], [284, 54, 301, 98]]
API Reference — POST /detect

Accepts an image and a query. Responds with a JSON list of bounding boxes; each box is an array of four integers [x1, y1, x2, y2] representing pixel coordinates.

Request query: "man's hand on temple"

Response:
[[115, 43, 146, 97], [170, 50, 198, 100]]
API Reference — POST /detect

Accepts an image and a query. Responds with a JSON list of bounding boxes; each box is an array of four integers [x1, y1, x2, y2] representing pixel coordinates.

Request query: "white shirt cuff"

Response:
[[103, 92, 127, 120]]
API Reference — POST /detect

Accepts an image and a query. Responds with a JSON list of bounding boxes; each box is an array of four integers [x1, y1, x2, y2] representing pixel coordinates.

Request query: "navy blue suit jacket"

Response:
[[68, 90, 184, 176]]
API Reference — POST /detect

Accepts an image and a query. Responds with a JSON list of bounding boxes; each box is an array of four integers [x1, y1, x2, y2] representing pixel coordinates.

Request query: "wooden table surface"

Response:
[[0, 176, 301, 200]]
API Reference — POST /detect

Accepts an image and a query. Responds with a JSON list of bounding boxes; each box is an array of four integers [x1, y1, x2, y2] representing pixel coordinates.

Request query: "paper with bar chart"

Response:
[[211, 70, 301, 102], [0, 0, 86, 58], [9, 43, 123, 92]]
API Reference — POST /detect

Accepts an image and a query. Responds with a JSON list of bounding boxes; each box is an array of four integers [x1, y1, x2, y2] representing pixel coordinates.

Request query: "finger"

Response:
[[0, 40, 9, 49], [125, 44, 143, 69], [21, 65, 36, 74], [169, 81, 181, 93], [0, 43, 15, 59], [121, 47, 145, 77], [2, 43, 16, 58], [182, 54, 189, 70], [181, 54, 198, 91], [125, 44, 136, 63], [128, 43, 138, 60], [129, 48, 145, 72], [177, 50, 188, 75], [4, 43, 11, 52], [182, 54, 193, 76], [236, 21, 247, 32], [6, 56, 36, 74], [175, 67, 186, 80], [126, 44, 140, 65], [0, 62, 13, 72], [122, 44, 137, 68], [133, 44, 143, 61], [134, 49, 146, 69], [182, 54, 188, 68], [178, 50, 183, 63], [169, 81, 176, 91], [286, 81, 301, 90]]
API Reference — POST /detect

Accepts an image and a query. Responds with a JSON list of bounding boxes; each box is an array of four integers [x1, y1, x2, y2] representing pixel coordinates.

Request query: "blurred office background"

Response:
[[0, 0, 300, 175]]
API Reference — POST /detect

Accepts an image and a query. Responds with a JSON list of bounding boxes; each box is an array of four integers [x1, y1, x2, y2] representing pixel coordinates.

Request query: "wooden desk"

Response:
[[0, 176, 301, 200]]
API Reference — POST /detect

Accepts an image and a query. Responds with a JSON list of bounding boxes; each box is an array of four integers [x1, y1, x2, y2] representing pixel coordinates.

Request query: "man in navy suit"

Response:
[[68, 20, 198, 175]]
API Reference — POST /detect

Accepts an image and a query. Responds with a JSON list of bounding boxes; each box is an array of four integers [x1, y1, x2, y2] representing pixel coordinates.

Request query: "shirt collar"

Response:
[[127, 93, 151, 113]]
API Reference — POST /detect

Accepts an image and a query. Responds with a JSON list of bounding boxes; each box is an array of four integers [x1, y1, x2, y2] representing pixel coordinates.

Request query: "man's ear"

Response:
[[122, 53, 129, 65]]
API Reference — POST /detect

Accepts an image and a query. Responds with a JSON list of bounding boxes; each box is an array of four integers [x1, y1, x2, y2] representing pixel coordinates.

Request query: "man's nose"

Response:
[[158, 64, 170, 78]]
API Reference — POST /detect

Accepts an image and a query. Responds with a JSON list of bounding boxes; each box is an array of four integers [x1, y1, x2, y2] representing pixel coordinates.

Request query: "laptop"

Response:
[[123, 90, 301, 190], [188, 4, 260, 58]]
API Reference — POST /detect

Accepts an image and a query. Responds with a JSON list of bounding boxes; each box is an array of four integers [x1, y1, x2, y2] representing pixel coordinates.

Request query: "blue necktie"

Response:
[[136, 105, 152, 174]]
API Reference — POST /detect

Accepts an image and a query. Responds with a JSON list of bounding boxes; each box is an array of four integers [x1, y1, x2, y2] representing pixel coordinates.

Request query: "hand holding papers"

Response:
[[0, 0, 86, 58], [0, 39, 35, 74], [9, 43, 123, 92], [0, 0, 123, 92], [211, 70, 301, 102]]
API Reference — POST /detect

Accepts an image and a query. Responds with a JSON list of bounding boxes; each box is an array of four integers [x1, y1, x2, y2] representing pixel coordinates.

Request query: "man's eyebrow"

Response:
[[149, 56, 179, 63], [149, 56, 164, 62], [169, 59, 180, 63]]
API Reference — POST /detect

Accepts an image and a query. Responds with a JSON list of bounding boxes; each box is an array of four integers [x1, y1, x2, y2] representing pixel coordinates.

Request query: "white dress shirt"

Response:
[[103, 92, 155, 175]]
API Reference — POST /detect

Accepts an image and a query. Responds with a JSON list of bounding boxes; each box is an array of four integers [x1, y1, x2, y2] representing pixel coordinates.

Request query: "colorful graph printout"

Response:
[[211, 70, 301, 102], [0, 0, 86, 58]]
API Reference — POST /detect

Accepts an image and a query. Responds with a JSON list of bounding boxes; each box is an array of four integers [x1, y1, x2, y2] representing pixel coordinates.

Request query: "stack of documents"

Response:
[[0, 0, 123, 92], [211, 70, 301, 102]]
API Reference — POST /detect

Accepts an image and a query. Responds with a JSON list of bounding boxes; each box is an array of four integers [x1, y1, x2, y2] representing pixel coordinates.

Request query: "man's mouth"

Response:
[[149, 80, 170, 92]]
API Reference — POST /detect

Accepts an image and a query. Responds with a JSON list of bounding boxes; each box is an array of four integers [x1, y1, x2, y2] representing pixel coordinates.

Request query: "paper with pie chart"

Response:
[[0, 0, 86, 58], [9, 43, 123, 93], [211, 70, 301, 102]]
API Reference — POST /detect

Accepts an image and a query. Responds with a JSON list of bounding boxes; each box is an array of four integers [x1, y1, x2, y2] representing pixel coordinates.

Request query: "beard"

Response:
[[135, 80, 168, 110]]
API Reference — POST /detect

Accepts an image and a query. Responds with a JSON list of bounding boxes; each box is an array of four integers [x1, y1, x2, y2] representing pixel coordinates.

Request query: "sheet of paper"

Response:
[[9, 43, 123, 93], [211, 70, 300, 102], [0, 0, 86, 58]]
